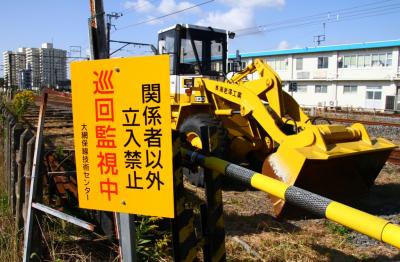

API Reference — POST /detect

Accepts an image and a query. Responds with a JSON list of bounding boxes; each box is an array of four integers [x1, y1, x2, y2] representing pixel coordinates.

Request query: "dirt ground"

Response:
[[185, 162, 400, 261]]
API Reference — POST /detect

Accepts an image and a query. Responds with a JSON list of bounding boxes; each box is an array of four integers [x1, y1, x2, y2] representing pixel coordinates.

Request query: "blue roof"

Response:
[[228, 39, 400, 59]]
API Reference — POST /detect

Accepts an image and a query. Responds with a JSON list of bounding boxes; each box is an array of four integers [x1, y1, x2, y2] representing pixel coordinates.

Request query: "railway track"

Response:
[[388, 149, 400, 166], [322, 117, 400, 127], [30, 92, 400, 167], [315, 108, 400, 118], [318, 117, 400, 166]]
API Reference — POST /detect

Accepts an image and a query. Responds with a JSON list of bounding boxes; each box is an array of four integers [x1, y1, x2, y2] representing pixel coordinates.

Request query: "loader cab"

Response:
[[158, 24, 231, 76]]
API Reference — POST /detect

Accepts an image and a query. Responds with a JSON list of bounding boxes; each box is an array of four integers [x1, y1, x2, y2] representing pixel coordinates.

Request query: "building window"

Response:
[[386, 53, 392, 66], [350, 55, 357, 67], [343, 56, 351, 68], [356, 55, 363, 67], [266, 57, 287, 70], [343, 85, 357, 94], [265, 58, 274, 68], [338, 57, 343, 68], [364, 55, 371, 67], [366, 91, 382, 100], [379, 54, 386, 66], [338, 52, 391, 68], [295, 85, 308, 93], [228, 61, 247, 72], [315, 85, 328, 93], [318, 56, 328, 69], [341, 55, 356, 68], [228, 62, 233, 72], [372, 54, 380, 67], [296, 58, 303, 70]]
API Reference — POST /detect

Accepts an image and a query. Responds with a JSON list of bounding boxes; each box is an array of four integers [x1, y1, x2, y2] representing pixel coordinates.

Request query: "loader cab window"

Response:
[[180, 39, 203, 74], [158, 25, 227, 76], [211, 40, 224, 72], [158, 33, 176, 75]]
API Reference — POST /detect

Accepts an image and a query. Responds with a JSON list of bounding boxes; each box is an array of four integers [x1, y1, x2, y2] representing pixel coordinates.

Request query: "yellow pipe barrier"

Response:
[[181, 148, 400, 249], [250, 173, 289, 200]]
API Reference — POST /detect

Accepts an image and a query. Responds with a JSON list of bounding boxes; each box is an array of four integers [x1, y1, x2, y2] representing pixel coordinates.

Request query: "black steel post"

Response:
[[200, 126, 226, 262], [89, 0, 108, 59], [171, 132, 199, 262]]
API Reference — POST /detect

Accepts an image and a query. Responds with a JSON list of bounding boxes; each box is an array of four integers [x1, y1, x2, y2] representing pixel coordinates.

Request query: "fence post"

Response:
[[116, 213, 137, 262], [171, 133, 199, 261], [200, 126, 226, 262], [6, 115, 15, 202], [23, 135, 35, 223], [10, 123, 23, 214], [16, 129, 33, 231]]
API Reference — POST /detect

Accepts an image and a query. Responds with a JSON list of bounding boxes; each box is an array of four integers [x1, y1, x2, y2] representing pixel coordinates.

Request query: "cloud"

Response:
[[124, 0, 200, 20], [123, 0, 155, 13], [220, 0, 285, 8], [197, 7, 253, 30], [158, 0, 199, 14], [145, 16, 165, 25], [197, 0, 285, 31], [277, 40, 289, 50], [123, 0, 285, 29]]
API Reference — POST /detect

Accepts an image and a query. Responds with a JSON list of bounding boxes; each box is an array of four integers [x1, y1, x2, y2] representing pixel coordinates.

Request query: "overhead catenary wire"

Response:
[[118, 0, 161, 15], [61, 0, 400, 57], [265, 6, 400, 33], [236, 1, 400, 37], [236, 0, 398, 33], [115, 0, 215, 31]]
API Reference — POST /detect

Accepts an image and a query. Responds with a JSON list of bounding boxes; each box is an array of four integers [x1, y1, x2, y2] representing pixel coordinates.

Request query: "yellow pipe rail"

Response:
[[182, 149, 400, 249]]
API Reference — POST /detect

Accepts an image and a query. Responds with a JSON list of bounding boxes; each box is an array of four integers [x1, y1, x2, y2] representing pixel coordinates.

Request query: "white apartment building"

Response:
[[2, 43, 67, 89], [3, 49, 26, 87], [25, 47, 40, 87], [229, 40, 400, 111], [39, 43, 67, 87]]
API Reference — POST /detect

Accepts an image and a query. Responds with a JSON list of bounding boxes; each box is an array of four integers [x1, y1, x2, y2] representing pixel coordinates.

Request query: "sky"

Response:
[[1, 0, 399, 76]]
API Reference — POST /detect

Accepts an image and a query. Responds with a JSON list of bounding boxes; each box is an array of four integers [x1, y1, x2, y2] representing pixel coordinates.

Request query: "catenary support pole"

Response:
[[88, 0, 108, 60]]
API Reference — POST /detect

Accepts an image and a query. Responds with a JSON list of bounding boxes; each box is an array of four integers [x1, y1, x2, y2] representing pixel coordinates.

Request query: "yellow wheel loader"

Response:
[[158, 24, 396, 216]]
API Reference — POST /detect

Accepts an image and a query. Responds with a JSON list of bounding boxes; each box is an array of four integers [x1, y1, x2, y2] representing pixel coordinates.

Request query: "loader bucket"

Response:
[[262, 125, 396, 218]]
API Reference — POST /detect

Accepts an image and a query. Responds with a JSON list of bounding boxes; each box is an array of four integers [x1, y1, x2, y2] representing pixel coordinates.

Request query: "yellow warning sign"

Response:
[[71, 55, 174, 218]]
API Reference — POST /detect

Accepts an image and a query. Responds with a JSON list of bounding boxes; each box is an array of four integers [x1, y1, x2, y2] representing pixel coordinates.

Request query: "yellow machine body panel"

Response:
[[172, 58, 397, 216]]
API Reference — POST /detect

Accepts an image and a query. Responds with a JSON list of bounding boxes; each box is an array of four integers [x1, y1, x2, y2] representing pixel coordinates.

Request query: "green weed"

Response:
[[11, 90, 35, 120], [325, 221, 352, 239], [135, 216, 171, 261]]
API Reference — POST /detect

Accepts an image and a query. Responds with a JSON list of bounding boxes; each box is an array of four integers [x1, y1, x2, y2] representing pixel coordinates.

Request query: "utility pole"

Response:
[[313, 22, 326, 46], [87, 1, 137, 261], [89, 0, 108, 59], [106, 12, 123, 56]]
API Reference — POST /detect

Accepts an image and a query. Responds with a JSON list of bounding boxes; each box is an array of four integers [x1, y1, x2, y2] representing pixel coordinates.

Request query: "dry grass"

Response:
[[1, 163, 399, 261], [34, 214, 118, 262], [0, 138, 20, 261], [0, 177, 20, 261], [185, 163, 400, 261]]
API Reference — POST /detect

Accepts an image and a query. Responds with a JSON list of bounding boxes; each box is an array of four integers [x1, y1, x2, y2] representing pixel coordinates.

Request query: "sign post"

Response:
[[71, 55, 174, 259]]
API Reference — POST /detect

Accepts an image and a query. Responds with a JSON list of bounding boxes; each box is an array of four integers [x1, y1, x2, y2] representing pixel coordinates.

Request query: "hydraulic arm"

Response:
[[194, 59, 396, 216]]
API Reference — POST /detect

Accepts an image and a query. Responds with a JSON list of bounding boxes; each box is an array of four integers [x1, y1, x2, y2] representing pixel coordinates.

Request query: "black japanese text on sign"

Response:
[[71, 56, 174, 218]]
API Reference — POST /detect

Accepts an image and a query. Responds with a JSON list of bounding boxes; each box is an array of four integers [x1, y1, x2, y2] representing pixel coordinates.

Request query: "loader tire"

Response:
[[179, 113, 229, 186]]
